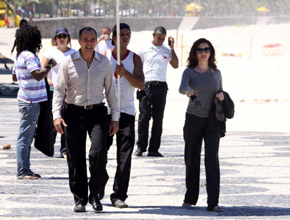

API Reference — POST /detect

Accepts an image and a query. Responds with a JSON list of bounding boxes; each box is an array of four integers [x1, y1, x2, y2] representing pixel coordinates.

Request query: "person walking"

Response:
[[134, 26, 178, 157], [101, 23, 144, 208], [11, 19, 28, 54], [41, 27, 76, 159], [95, 26, 114, 54], [52, 27, 119, 213], [13, 25, 56, 180], [179, 38, 224, 212]]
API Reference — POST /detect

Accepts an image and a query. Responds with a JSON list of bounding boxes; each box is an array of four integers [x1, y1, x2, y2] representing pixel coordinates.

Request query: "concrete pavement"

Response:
[[0, 26, 290, 220], [0, 96, 290, 219]]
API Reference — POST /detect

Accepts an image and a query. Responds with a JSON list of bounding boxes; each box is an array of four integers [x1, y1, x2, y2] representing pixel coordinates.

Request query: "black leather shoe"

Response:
[[112, 199, 128, 208], [133, 148, 143, 157], [148, 151, 163, 157], [74, 204, 86, 212], [89, 196, 103, 212]]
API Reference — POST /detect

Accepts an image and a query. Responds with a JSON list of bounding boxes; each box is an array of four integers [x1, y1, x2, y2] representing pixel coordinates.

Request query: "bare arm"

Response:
[[31, 58, 56, 81], [41, 56, 49, 68], [116, 55, 145, 90], [97, 34, 107, 44], [12, 74, 17, 82], [168, 36, 179, 69]]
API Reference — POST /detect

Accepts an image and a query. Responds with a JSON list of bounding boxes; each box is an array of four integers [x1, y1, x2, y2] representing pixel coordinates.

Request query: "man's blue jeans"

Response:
[[16, 100, 40, 178]]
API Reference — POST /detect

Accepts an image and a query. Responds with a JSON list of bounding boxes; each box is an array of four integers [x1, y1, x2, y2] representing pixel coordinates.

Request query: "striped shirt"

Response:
[[12, 51, 47, 103]]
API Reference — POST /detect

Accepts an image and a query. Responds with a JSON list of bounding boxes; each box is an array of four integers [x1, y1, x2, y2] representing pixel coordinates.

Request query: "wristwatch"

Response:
[[46, 63, 53, 69]]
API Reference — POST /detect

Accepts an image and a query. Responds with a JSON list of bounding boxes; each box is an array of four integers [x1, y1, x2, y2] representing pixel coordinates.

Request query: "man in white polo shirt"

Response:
[[134, 26, 179, 157], [95, 26, 114, 54]]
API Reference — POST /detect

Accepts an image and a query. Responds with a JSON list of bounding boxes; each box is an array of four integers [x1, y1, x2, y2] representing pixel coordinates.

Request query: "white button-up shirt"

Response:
[[52, 50, 119, 121]]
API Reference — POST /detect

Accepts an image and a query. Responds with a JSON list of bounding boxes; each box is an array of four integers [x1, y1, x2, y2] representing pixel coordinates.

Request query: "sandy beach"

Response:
[[0, 23, 290, 219], [1, 23, 290, 134]]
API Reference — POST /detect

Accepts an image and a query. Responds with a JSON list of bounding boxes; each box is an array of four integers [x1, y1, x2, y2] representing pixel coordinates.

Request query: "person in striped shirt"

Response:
[[12, 25, 56, 180]]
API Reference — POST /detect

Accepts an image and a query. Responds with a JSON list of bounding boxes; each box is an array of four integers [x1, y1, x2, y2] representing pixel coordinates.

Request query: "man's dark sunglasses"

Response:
[[57, 34, 68, 39], [196, 47, 211, 53]]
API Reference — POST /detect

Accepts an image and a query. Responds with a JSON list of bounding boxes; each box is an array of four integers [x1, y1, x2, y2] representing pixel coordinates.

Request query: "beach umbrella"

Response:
[[256, 6, 269, 12], [116, 0, 121, 119], [185, 2, 203, 16], [185, 2, 203, 12]]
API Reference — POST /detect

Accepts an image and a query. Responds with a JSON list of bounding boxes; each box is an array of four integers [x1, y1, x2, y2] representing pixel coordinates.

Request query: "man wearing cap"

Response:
[[134, 26, 179, 157], [95, 26, 114, 54], [102, 23, 144, 208], [53, 27, 119, 213]]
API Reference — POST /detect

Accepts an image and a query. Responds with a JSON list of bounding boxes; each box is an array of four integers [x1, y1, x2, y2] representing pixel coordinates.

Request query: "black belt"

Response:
[[67, 103, 104, 110], [146, 81, 166, 85]]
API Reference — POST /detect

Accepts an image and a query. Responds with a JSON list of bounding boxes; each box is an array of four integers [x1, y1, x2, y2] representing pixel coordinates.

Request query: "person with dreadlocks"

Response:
[[12, 25, 56, 180]]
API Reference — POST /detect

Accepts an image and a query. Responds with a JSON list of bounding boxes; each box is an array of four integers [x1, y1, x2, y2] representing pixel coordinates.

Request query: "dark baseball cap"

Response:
[[112, 23, 131, 45], [55, 27, 69, 36], [112, 23, 130, 36]]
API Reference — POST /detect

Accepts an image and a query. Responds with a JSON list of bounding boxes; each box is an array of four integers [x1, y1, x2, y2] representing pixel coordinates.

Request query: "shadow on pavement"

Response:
[[110, 205, 290, 216]]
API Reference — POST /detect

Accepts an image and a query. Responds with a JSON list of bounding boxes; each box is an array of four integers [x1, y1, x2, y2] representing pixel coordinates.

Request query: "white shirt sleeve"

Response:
[[43, 47, 54, 59]]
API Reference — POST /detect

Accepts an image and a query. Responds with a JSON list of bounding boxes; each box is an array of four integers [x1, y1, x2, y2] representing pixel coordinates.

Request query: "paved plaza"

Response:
[[0, 26, 290, 219]]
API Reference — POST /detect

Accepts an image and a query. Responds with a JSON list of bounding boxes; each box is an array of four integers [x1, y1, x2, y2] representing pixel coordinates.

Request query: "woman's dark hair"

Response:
[[54, 34, 72, 48], [16, 25, 42, 57], [187, 38, 217, 71]]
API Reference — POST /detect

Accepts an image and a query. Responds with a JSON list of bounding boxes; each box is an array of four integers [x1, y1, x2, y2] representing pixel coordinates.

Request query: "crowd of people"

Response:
[[11, 21, 234, 213]]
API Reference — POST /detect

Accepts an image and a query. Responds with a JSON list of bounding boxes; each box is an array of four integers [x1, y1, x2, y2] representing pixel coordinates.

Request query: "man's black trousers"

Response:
[[137, 81, 168, 153], [64, 104, 108, 205]]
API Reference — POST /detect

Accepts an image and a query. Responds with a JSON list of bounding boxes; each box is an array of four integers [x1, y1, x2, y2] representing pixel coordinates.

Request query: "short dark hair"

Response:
[[154, 26, 166, 35], [187, 38, 217, 71], [79, 27, 97, 39], [102, 26, 111, 32]]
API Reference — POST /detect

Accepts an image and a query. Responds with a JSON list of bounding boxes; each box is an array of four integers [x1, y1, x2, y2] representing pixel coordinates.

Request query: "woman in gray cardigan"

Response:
[[179, 38, 224, 212]]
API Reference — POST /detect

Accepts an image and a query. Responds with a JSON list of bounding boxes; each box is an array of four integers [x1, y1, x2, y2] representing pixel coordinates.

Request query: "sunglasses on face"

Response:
[[196, 47, 211, 54], [57, 34, 68, 39]]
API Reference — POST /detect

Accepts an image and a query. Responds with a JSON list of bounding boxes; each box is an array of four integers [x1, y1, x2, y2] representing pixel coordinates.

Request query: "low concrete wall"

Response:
[[33, 17, 184, 39], [32, 16, 290, 39], [192, 17, 258, 29]]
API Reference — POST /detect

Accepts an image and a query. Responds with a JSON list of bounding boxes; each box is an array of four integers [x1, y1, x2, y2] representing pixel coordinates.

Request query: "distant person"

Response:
[[11, 19, 28, 54], [41, 27, 76, 159], [13, 25, 56, 180], [52, 27, 119, 213], [179, 38, 224, 212], [95, 26, 114, 54], [101, 23, 144, 208], [134, 26, 178, 157]]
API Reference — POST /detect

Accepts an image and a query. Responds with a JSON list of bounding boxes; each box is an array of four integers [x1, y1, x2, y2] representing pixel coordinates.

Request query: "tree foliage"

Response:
[[12, 0, 290, 18]]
